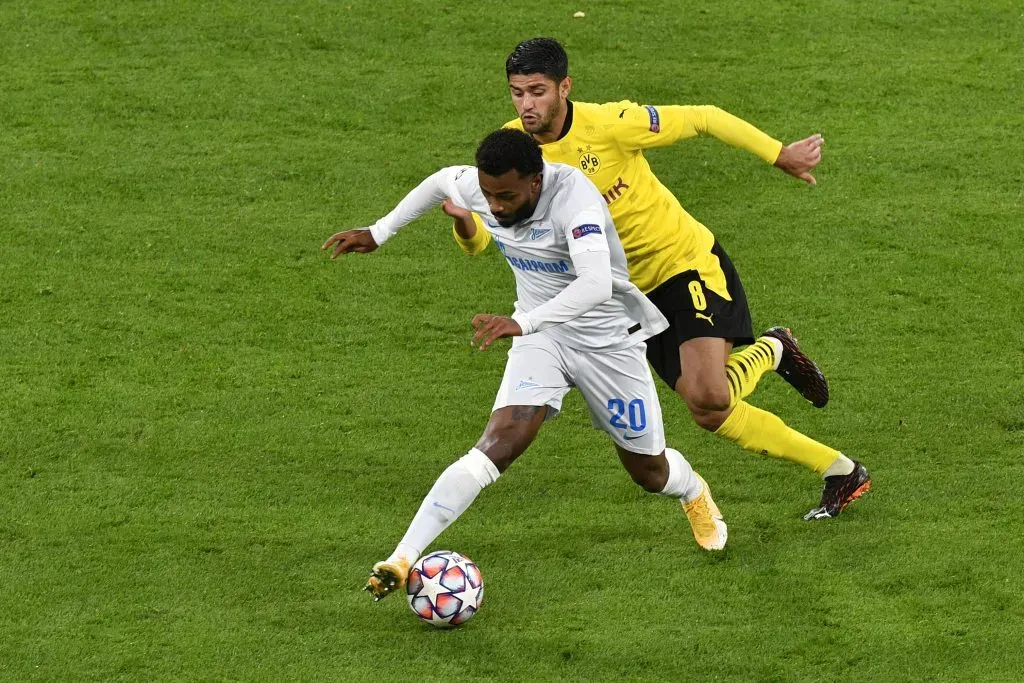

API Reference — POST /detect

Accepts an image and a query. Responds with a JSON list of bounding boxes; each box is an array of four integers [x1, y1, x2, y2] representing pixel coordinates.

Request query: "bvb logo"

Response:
[[579, 152, 601, 175]]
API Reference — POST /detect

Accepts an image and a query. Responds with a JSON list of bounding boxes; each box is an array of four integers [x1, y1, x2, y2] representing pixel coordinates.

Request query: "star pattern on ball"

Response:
[[451, 579, 482, 610], [413, 565, 448, 604]]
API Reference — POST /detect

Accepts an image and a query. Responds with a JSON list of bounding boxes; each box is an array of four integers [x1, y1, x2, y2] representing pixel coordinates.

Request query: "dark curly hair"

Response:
[[475, 129, 543, 177]]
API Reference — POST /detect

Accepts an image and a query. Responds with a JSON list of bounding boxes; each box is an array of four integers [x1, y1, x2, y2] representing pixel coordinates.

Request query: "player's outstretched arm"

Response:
[[773, 134, 824, 186], [618, 104, 782, 163], [322, 229, 378, 258], [323, 167, 465, 260], [646, 105, 823, 185]]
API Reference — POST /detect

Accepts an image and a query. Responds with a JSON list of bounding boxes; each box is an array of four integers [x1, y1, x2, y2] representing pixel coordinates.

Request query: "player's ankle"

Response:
[[823, 453, 855, 479], [761, 335, 784, 370], [389, 543, 419, 567]]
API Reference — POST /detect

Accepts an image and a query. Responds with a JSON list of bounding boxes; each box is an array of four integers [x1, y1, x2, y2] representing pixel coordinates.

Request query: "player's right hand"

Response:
[[471, 314, 523, 351], [322, 229, 379, 258]]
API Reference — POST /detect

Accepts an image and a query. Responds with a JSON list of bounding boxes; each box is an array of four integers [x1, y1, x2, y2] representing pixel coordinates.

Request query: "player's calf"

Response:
[[621, 447, 728, 551], [617, 448, 670, 493], [473, 405, 547, 472]]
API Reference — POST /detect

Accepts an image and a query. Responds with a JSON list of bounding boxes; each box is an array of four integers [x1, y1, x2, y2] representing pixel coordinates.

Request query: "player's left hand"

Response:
[[442, 198, 478, 241], [471, 314, 522, 351], [774, 134, 823, 185], [441, 198, 472, 221]]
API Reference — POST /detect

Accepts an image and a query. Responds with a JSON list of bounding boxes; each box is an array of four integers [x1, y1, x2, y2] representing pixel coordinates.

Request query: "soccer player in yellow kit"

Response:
[[448, 38, 870, 520]]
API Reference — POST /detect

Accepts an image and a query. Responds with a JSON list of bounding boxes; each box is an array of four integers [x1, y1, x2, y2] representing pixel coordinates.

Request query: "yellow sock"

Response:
[[715, 400, 840, 474], [725, 338, 777, 407]]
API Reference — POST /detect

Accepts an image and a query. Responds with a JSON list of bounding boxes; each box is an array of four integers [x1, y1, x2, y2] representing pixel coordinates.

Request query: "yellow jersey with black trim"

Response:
[[502, 101, 783, 295]]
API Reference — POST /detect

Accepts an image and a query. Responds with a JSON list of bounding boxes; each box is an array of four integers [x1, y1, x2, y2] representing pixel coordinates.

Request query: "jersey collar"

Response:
[[554, 100, 574, 141]]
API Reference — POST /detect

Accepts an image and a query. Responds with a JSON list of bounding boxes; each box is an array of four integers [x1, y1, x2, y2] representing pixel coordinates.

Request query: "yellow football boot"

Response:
[[682, 475, 728, 551], [364, 557, 412, 601]]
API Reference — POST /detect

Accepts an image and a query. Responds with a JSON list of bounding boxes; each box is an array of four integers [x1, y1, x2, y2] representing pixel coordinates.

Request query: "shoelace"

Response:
[[686, 496, 719, 536]]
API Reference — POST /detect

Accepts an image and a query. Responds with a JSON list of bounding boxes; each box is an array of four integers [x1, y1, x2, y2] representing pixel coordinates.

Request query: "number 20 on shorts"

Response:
[[607, 398, 647, 432]]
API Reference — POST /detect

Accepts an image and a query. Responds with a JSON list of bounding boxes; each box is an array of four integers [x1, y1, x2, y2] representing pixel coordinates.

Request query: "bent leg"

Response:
[[677, 336, 734, 432], [366, 405, 546, 600], [677, 336, 845, 475], [618, 444, 726, 550], [474, 405, 549, 472], [566, 340, 725, 549], [395, 405, 547, 561]]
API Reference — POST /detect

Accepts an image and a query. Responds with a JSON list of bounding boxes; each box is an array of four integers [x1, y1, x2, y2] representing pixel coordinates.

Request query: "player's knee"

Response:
[[681, 383, 731, 415]]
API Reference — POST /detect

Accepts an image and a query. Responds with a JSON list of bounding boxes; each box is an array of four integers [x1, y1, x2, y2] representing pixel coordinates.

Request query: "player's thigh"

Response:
[[572, 343, 666, 456], [483, 335, 572, 470], [492, 335, 572, 416], [678, 336, 733, 409], [645, 242, 755, 391]]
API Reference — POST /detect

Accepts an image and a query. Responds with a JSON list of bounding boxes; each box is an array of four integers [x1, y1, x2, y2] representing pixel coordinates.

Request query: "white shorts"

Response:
[[492, 334, 666, 455]]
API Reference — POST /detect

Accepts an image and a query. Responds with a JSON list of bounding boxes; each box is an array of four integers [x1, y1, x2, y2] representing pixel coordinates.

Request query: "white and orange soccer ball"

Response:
[[405, 550, 483, 627]]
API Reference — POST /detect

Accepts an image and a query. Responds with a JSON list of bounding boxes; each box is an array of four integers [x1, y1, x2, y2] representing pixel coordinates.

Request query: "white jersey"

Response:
[[369, 161, 667, 351]]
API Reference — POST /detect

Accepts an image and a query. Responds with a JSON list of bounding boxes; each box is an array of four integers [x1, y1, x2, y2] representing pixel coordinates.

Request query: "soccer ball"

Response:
[[405, 550, 484, 627]]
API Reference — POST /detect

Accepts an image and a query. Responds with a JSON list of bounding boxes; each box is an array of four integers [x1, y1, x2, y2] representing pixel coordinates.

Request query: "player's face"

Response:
[[508, 73, 572, 135], [477, 169, 542, 227]]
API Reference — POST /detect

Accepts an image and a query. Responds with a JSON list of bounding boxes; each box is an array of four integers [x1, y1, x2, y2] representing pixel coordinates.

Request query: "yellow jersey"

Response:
[[457, 101, 783, 296]]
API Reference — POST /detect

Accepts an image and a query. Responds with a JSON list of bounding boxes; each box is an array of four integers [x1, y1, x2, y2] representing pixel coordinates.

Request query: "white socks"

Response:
[[762, 336, 784, 371], [657, 447, 704, 504], [823, 453, 856, 479], [388, 446, 704, 565], [390, 448, 500, 564]]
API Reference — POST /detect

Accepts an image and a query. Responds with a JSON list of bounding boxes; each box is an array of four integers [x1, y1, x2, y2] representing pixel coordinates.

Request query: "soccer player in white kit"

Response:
[[323, 129, 727, 602]]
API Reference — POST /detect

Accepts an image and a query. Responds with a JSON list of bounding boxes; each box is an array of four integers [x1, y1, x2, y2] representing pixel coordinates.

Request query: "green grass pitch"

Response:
[[2, 1, 1022, 680]]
